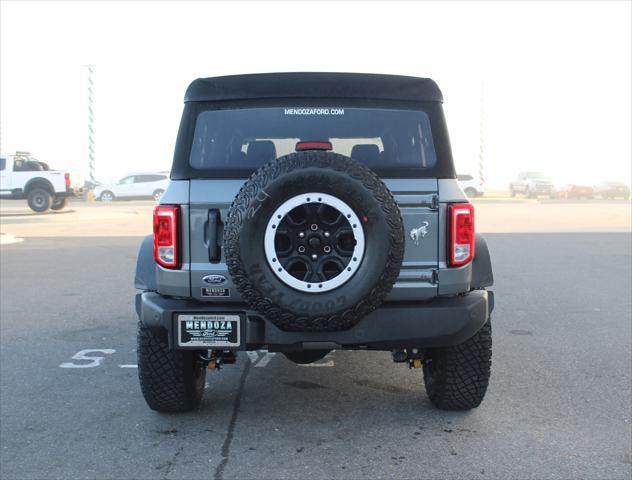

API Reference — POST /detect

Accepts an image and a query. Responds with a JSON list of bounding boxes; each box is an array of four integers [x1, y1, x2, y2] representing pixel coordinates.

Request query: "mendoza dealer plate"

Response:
[[177, 314, 240, 348]]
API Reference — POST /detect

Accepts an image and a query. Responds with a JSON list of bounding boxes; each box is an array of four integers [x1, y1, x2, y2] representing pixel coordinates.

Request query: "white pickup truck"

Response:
[[0, 152, 84, 212]]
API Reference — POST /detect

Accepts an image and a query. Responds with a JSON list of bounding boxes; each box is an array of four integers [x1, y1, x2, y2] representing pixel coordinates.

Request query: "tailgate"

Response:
[[188, 178, 439, 303]]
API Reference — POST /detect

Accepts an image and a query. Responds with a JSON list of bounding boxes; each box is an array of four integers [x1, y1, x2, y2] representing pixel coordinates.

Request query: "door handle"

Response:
[[207, 209, 223, 262]]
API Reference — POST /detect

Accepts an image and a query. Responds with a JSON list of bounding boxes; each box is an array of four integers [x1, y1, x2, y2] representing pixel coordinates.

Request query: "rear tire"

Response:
[[51, 196, 68, 210], [137, 323, 206, 413], [27, 188, 52, 212], [99, 191, 115, 202], [423, 319, 492, 410]]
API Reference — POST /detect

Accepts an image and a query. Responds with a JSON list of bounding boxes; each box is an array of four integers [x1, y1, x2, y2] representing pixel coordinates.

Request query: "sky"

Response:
[[1, 1, 630, 187]]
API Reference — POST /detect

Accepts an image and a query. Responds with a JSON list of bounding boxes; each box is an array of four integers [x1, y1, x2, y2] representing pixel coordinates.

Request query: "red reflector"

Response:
[[64, 173, 71, 188], [448, 203, 475, 267], [153, 205, 180, 269], [296, 141, 333, 151]]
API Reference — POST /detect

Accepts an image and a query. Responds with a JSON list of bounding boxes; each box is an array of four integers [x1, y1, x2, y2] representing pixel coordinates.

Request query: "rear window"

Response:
[[136, 174, 167, 182], [189, 107, 436, 174]]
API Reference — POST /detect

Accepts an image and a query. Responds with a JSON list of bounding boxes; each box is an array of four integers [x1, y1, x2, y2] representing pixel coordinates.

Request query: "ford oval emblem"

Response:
[[202, 274, 227, 285]]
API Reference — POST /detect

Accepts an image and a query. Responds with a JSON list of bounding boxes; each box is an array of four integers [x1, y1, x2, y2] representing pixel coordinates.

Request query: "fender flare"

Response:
[[471, 234, 493, 289], [134, 235, 157, 291], [24, 177, 55, 195]]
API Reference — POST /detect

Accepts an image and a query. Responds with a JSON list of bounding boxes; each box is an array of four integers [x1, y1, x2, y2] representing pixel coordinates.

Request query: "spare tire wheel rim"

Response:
[[264, 192, 365, 292]]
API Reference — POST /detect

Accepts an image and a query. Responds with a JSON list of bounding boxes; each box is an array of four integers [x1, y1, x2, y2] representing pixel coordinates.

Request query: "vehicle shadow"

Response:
[[198, 351, 478, 429]]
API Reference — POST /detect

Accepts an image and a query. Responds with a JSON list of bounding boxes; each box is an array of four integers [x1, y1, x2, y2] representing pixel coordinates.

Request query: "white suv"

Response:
[[94, 173, 168, 201], [457, 174, 484, 197]]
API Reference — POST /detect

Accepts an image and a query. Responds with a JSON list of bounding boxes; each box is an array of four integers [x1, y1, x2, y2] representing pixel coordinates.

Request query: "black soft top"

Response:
[[184, 73, 443, 103]]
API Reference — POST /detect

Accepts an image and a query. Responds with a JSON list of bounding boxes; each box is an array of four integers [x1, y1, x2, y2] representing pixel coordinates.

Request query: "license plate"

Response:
[[177, 314, 240, 348]]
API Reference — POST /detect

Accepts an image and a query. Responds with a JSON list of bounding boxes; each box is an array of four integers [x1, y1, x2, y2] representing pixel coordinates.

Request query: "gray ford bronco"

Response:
[[134, 73, 494, 413]]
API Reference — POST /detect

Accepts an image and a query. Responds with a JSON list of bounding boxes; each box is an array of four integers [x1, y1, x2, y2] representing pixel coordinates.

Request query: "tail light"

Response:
[[64, 173, 71, 188], [153, 205, 180, 268], [448, 203, 475, 267]]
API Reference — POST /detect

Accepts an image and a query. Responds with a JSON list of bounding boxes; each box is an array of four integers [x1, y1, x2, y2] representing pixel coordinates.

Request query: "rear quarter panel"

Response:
[[19, 171, 66, 193], [155, 181, 191, 297]]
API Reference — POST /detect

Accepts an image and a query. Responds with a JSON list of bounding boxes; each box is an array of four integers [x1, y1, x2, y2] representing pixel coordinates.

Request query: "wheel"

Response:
[[153, 189, 165, 202], [137, 323, 206, 413], [464, 187, 477, 197], [99, 191, 115, 202], [51, 196, 68, 210], [423, 319, 492, 410], [27, 188, 52, 212], [283, 350, 331, 364], [224, 151, 405, 332]]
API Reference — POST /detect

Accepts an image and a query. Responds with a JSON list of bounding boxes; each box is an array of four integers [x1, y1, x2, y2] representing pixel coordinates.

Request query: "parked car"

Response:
[[509, 172, 555, 198], [457, 174, 484, 197], [0, 152, 83, 212], [134, 73, 494, 413], [594, 181, 630, 200], [94, 172, 169, 201], [558, 184, 594, 199]]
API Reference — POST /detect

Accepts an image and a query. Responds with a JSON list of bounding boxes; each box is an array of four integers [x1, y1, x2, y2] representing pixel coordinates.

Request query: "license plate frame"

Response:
[[176, 314, 241, 348]]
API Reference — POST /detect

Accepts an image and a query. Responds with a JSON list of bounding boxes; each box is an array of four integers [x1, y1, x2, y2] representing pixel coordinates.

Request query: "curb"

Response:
[[0, 233, 24, 245]]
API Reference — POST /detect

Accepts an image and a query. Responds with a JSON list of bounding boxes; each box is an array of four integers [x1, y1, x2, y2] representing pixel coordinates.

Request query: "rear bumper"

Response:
[[136, 290, 494, 351]]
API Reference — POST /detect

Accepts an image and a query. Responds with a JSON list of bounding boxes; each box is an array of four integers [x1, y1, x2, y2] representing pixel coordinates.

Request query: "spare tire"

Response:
[[224, 151, 404, 332]]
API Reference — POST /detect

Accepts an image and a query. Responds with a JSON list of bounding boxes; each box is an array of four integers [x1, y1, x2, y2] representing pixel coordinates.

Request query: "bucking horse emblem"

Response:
[[409, 221, 430, 246]]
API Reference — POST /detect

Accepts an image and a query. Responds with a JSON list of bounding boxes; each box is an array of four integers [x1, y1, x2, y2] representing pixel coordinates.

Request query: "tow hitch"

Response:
[[199, 350, 237, 370], [391, 348, 426, 369]]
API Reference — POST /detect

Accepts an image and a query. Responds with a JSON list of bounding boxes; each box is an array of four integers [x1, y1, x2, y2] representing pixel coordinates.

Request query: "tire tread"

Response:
[[137, 323, 205, 413], [423, 319, 492, 410]]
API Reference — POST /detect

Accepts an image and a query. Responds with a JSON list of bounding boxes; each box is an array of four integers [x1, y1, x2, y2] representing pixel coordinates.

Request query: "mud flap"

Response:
[[134, 235, 157, 291], [471, 234, 493, 288]]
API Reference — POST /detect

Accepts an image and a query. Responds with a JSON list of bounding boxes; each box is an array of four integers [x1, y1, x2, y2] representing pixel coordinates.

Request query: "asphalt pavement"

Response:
[[1, 232, 630, 479]]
